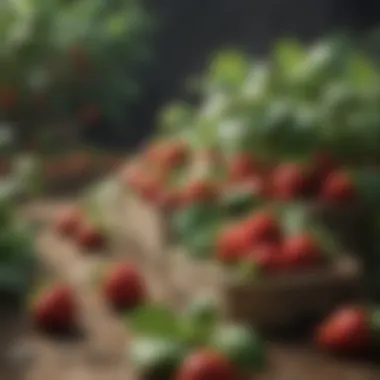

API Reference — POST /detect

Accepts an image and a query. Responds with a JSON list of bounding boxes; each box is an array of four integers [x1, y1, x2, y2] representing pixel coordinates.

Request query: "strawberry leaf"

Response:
[[126, 304, 182, 340], [278, 202, 313, 236]]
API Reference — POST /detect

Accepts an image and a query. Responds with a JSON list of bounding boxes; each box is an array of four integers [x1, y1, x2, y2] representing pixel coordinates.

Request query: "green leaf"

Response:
[[184, 223, 220, 260], [278, 203, 313, 236], [274, 38, 305, 79], [180, 295, 220, 346], [127, 304, 182, 340], [309, 224, 342, 260], [210, 324, 267, 372], [129, 338, 188, 379], [221, 188, 261, 218], [208, 50, 249, 90], [172, 204, 222, 242], [347, 53, 378, 91]]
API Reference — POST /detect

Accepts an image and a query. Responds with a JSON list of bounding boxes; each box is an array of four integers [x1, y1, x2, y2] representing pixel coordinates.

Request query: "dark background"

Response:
[[84, 0, 380, 149]]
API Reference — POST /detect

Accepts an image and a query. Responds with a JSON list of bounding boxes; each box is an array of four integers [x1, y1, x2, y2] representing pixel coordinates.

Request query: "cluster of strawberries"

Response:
[[216, 210, 323, 271], [54, 206, 106, 250], [122, 140, 357, 214], [31, 261, 147, 333]]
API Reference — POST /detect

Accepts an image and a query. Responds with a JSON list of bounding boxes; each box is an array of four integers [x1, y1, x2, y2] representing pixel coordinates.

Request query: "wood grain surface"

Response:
[[0, 200, 378, 380]]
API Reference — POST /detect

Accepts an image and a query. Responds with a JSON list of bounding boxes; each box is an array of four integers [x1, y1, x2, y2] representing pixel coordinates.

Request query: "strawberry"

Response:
[[181, 180, 218, 205], [102, 262, 146, 311], [271, 163, 307, 200], [247, 243, 283, 273], [315, 305, 372, 355], [75, 221, 105, 250], [144, 142, 165, 165], [228, 154, 257, 182], [161, 141, 189, 169], [138, 175, 162, 202], [176, 349, 238, 380], [216, 225, 247, 264], [54, 206, 83, 237], [241, 211, 281, 246], [32, 284, 76, 331], [320, 171, 356, 203], [281, 233, 322, 269], [307, 151, 337, 193]]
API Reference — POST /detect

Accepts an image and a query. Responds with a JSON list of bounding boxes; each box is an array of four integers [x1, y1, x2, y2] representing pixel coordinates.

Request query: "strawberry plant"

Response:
[[157, 36, 380, 165], [126, 297, 266, 379], [0, 0, 154, 148]]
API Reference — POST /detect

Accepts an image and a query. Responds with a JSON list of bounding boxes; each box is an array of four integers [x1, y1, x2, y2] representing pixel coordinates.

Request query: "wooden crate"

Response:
[[222, 256, 363, 331]]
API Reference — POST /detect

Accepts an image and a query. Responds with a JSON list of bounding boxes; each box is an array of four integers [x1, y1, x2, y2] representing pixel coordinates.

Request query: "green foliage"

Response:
[[159, 35, 380, 163], [0, 0, 154, 138], [127, 301, 267, 376], [210, 324, 266, 372]]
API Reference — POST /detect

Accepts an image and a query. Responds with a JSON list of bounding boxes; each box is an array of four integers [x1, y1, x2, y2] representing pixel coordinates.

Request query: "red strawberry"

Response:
[[281, 233, 322, 269], [139, 176, 162, 202], [320, 171, 356, 203], [247, 243, 283, 273], [181, 180, 218, 205], [32, 284, 76, 331], [75, 222, 105, 250], [54, 206, 83, 237], [308, 151, 337, 192], [228, 154, 257, 182], [102, 262, 146, 310], [241, 211, 281, 245], [161, 141, 189, 169], [176, 349, 238, 380], [315, 305, 372, 355], [216, 225, 247, 264], [272, 163, 307, 200]]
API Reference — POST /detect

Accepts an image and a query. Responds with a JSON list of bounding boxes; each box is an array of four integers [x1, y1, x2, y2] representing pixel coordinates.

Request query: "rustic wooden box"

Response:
[[222, 256, 363, 331]]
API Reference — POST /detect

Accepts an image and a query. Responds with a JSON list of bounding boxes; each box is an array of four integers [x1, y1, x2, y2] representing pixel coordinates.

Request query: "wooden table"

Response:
[[0, 200, 377, 380]]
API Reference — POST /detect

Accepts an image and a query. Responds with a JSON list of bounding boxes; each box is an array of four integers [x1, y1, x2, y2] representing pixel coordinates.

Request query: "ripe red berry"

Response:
[[272, 163, 307, 200], [102, 262, 146, 311], [320, 171, 356, 203], [315, 306, 372, 355], [161, 141, 189, 169], [75, 222, 105, 250], [242, 211, 280, 246], [176, 349, 238, 380], [181, 180, 218, 205], [281, 233, 322, 268], [247, 243, 283, 273], [228, 154, 257, 182], [216, 225, 247, 264], [32, 284, 76, 331], [54, 206, 83, 237]]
